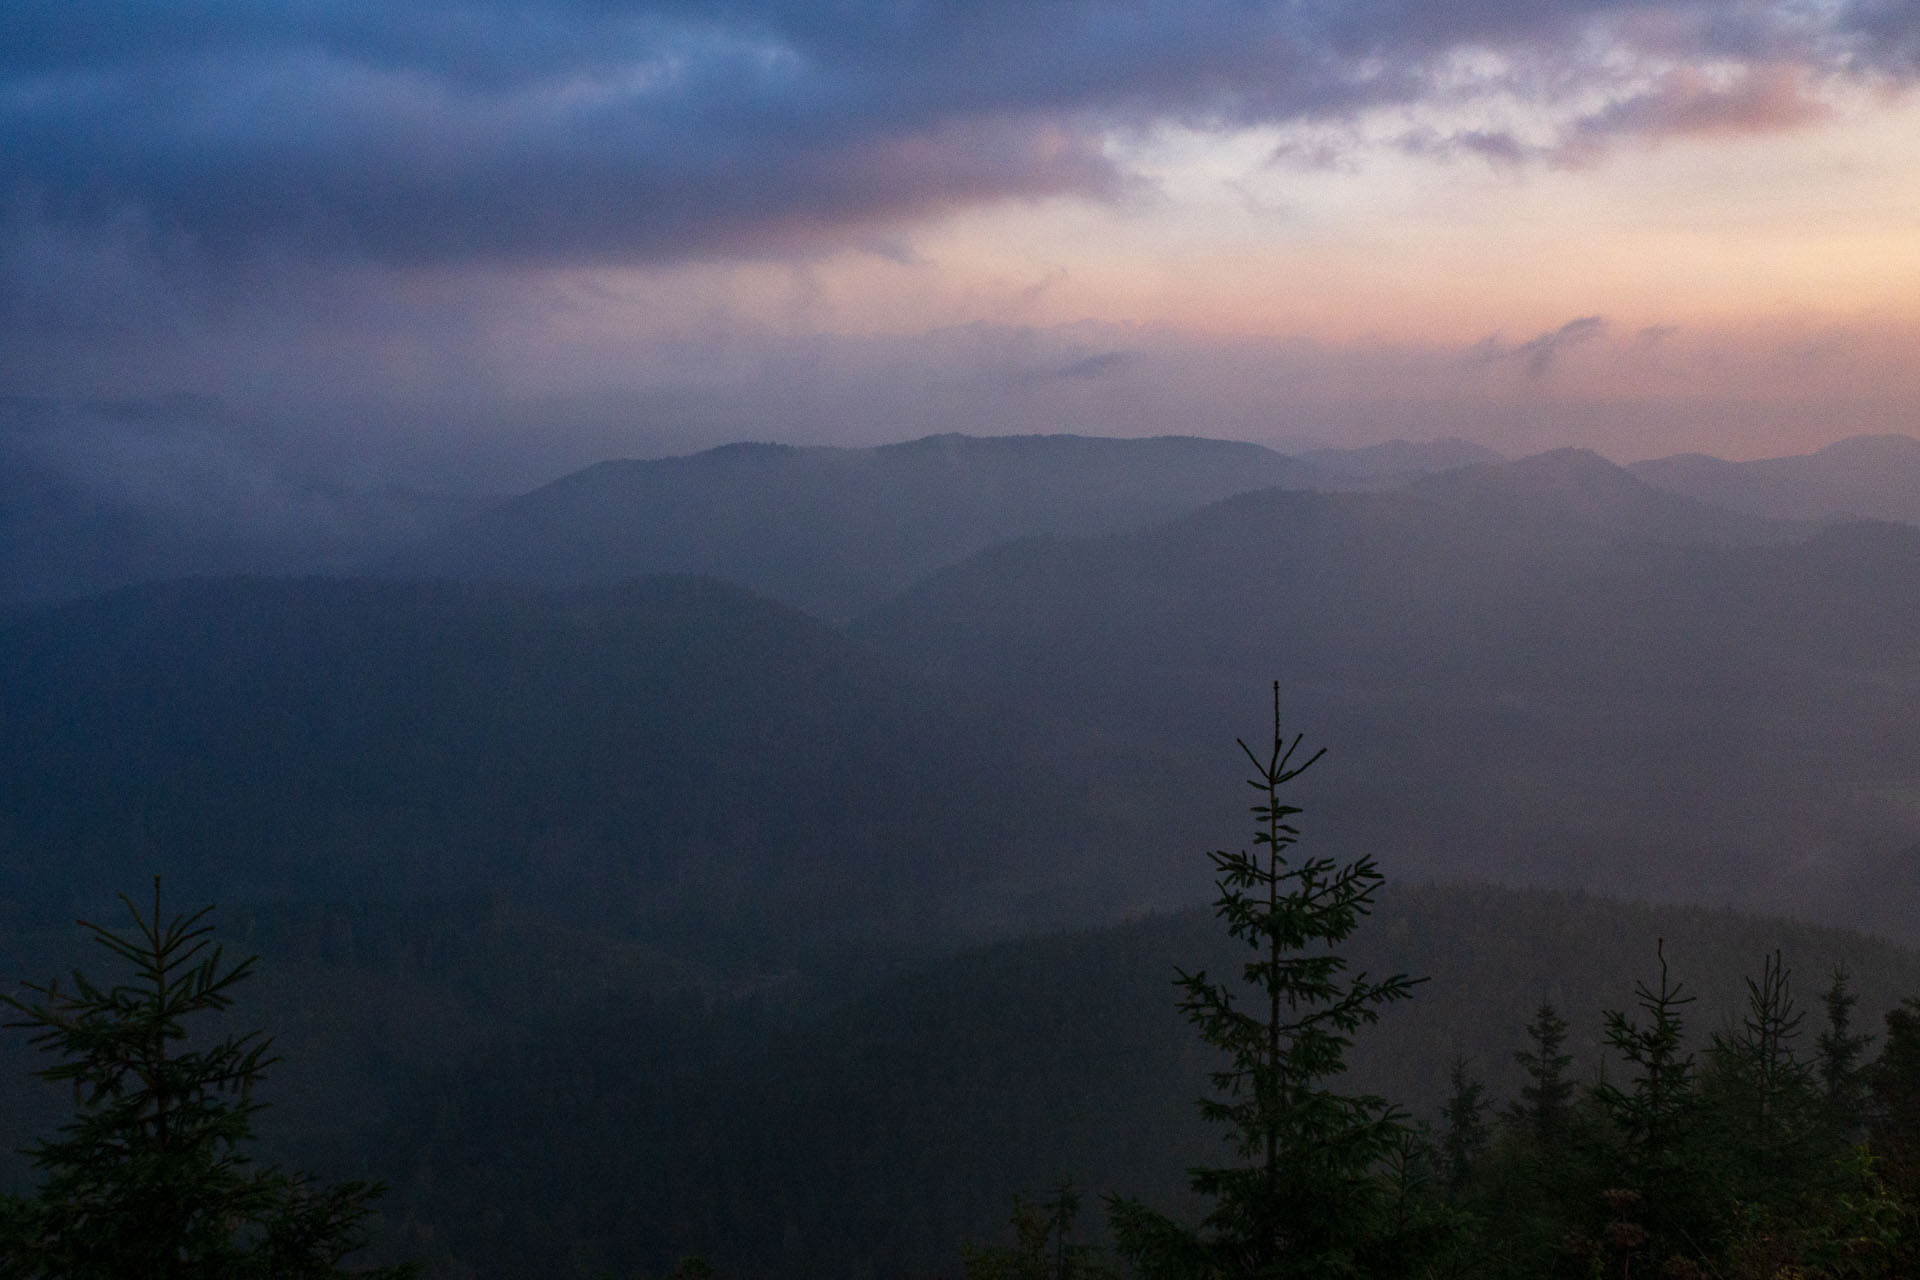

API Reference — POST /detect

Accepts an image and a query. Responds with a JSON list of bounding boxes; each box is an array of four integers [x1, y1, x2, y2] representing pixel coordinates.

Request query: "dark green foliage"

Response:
[[1438, 1060, 1489, 1192], [1869, 1000, 1920, 1208], [6, 881, 1908, 1277], [0, 881, 411, 1279], [1818, 966, 1875, 1145], [1433, 947, 1920, 1279], [1702, 950, 1820, 1205], [1506, 1001, 1574, 1153], [1587, 942, 1715, 1267], [1109, 687, 1424, 1279], [963, 1182, 1120, 1280]]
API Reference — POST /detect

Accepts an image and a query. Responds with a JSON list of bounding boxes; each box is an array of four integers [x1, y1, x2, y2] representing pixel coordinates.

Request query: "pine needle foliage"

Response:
[[1704, 950, 1820, 1203], [0, 879, 414, 1280], [1588, 941, 1716, 1267], [1817, 966, 1874, 1147], [1110, 685, 1425, 1279], [964, 1181, 1121, 1280], [1506, 1001, 1574, 1153], [1439, 1060, 1490, 1193]]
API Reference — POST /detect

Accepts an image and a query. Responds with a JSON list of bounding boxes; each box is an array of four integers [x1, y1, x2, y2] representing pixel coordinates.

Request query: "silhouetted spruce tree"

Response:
[[1703, 951, 1818, 1206], [1854, 998, 1920, 1274], [1439, 1059, 1490, 1194], [0, 880, 414, 1280], [1816, 966, 1874, 1147], [964, 1181, 1120, 1280], [1589, 941, 1715, 1269], [1505, 1001, 1574, 1153], [1108, 685, 1425, 1279], [1870, 1000, 1920, 1207]]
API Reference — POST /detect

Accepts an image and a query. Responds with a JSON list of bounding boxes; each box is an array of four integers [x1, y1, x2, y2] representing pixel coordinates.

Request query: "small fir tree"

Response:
[[1869, 999, 1920, 1205], [964, 1181, 1119, 1280], [1816, 965, 1874, 1147], [1439, 1059, 1490, 1194], [1108, 685, 1424, 1279], [1506, 1000, 1574, 1152], [1589, 941, 1713, 1269], [1703, 951, 1818, 1203], [0, 879, 414, 1280]]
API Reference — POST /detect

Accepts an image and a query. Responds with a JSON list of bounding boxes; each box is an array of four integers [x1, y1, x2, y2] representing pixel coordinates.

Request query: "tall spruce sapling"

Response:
[[964, 1181, 1120, 1280], [1439, 1059, 1490, 1193], [1704, 950, 1818, 1200], [1506, 1001, 1574, 1152], [1869, 998, 1920, 1205], [1816, 966, 1873, 1146], [1590, 941, 1713, 1267], [0, 879, 415, 1280], [1108, 685, 1425, 1279]]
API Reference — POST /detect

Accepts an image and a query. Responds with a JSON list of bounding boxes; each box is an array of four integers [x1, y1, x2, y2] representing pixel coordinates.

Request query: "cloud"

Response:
[[1556, 62, 1832, 161], [1395, 126, 1534, 166], [1524, 316, 1607, 376], [1, 0, 1908, 282], [1469, 316, 1610, 378]]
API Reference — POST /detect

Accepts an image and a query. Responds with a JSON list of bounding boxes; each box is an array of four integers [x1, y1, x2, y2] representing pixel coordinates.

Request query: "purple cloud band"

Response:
[[0, 0, 1911, 270]]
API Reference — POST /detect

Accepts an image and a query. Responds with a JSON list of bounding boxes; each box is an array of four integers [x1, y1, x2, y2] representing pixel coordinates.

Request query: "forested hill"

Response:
[[854, 466, 1920, 937], [0, 575, 1104, 941], [393, 433, 1321, 619], [344, 882, 1920, 1278]]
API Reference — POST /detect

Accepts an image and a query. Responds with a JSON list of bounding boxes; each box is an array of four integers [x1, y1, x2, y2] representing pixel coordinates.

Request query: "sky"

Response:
[[3, 0, 1918, 491]]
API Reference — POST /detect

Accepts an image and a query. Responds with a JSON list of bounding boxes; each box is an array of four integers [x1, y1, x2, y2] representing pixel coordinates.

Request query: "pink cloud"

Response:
[[1558, 62, 1832, 162]]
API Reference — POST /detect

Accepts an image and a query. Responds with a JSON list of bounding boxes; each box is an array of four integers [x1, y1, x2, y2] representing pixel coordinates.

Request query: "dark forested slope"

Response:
[[364, 883, 1920, 1279], [0, 575, 1100, 938]]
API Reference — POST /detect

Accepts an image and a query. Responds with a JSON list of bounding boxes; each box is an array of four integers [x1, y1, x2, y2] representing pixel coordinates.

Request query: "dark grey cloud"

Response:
[[1468, 316, 1609, 377], [1, 0, 1906, 278], [1519, 316, 1606, 377]]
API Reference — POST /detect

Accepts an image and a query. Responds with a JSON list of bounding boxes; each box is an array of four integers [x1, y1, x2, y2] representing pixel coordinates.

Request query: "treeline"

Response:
[[1421, 951, 1920, 1277], [962, 968, 1920, 1280], [966, 696, 1920, 1280], [969, 949, 1920, 1280]]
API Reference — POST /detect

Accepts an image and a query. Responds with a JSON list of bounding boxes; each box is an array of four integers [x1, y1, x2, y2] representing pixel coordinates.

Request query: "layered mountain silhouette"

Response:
[[395, 433, 1326, 619], [853, 451, 1920, 935], [1412, 447, 1806, 546], [11, 432, 1920, 940], [1298, 436, 1504, 483], [1632, 433, 1920, 526]]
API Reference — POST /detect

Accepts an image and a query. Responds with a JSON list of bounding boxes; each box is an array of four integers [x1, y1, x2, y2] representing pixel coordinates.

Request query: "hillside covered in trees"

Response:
[[10, 433, 1920, 1276]]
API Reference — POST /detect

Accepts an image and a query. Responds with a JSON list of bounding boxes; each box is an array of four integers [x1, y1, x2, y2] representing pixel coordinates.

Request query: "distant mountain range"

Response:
[[392, 434, 1325, 620], [10, 430, 1920, 941], [14, 423, 1920, 622], [853, 454, 1920, 936], [12, 426, 1920, 1277], [1631, 434, 1920, 526]]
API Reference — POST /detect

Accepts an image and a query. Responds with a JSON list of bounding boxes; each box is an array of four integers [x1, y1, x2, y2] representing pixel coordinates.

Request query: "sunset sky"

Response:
[[4, 0, 1917, 488]]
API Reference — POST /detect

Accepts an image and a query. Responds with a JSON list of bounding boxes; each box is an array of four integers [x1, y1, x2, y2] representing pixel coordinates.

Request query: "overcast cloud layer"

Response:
[[4, 0, 1915, 272]]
